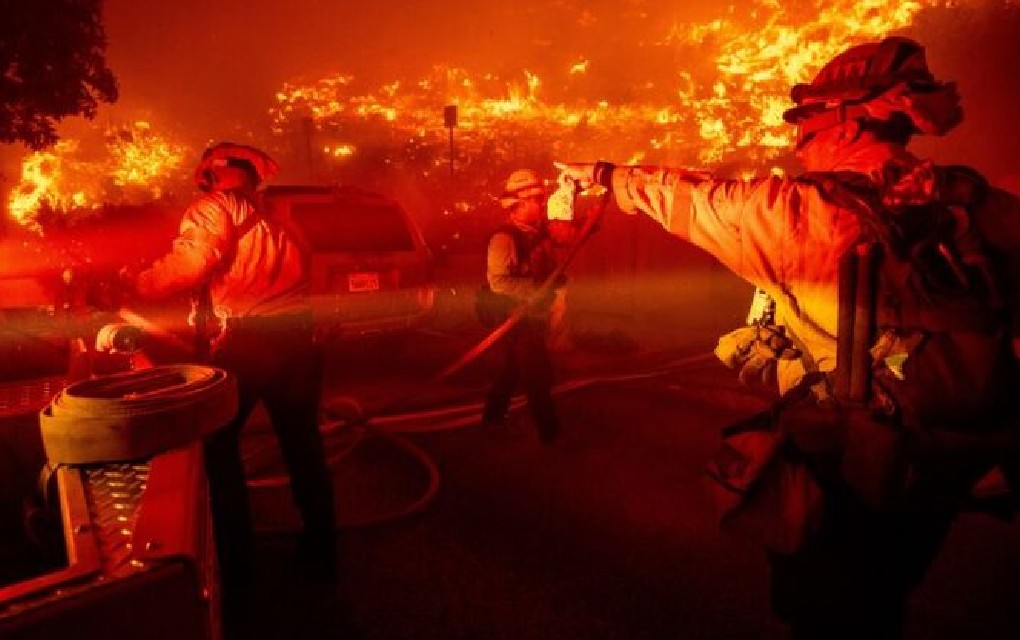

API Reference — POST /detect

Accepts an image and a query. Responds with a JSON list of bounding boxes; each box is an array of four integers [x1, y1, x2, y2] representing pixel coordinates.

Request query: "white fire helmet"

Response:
[[499, 169, 547, 209]]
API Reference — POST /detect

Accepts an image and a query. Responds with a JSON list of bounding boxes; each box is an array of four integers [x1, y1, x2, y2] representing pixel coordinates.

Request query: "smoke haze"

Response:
[[3, 1, 1018, 188]]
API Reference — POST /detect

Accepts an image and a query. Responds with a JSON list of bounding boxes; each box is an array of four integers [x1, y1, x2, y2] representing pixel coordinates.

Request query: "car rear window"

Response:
[[289, 201, 415, 252]]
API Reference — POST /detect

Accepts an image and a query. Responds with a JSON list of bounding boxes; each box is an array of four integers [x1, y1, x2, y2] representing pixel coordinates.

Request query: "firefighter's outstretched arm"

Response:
[[556, 161, 804, 288], [556, 161, 718, 239]]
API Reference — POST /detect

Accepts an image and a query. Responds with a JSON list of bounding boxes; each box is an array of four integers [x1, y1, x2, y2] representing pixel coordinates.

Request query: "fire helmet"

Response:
[[194, 142, 279, 192], [499, 169, 546, 209], [783, 36, 962, 144]]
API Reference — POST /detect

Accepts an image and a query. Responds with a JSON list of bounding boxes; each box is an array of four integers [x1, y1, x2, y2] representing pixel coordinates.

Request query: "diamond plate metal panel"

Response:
[[85, 462, 150, 576]]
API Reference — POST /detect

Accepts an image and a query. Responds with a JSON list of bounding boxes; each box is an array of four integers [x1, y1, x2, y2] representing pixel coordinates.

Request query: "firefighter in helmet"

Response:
[[559, 37, 1020, 638], [481, 168, 562, 443], [122, 143, 338, 603]]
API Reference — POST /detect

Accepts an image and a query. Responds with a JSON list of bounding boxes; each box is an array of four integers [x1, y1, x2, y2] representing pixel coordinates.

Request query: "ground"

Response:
[[233, 256, 1020, 640]]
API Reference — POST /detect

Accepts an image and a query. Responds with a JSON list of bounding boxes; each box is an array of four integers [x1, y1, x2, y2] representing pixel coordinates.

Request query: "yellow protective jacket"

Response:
[[136, 190, 308, 318], [608, 143, 1020, 393]]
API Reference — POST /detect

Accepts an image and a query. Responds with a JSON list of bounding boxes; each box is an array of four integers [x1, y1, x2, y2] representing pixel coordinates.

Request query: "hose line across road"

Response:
[[243, 191, 617, 527]]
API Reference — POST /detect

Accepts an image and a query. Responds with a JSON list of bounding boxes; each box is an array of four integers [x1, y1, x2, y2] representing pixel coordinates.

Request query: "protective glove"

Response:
[[714, 326, 758, 369], [547, 173, 577, 222], [738, 325, 801, 387], [717, 324, 800, 388], [553, 161, 616, 190]]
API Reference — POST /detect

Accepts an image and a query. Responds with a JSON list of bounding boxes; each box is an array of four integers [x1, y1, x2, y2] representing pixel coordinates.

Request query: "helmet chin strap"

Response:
[[795, 102, 873, 148], [797, 120, 882, 174]]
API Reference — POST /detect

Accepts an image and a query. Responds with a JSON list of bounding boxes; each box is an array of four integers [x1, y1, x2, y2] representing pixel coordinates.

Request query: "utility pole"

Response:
[[300, 116, 316, 182], [443, 105, 458, 179]]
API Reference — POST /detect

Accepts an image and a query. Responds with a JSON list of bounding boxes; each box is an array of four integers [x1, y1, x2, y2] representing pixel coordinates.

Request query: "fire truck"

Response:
[[0, 205, 221, 640]]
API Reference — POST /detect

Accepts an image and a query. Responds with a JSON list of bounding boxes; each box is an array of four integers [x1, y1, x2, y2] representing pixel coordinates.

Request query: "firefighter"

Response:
[[121, 143, 338, 601], [481, 168, 562, 443], [559, 37, 1020, 639]]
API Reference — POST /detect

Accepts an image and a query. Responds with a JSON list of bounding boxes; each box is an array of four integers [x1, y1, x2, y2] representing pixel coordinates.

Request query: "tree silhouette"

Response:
[[0, 0, 118, 149]]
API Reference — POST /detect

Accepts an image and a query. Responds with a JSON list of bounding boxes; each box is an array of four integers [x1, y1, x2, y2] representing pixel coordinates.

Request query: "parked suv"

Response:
[[261, 185, 436, 340]]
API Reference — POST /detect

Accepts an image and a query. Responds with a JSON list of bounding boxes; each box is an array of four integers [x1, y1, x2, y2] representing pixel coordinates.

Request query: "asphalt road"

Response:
[[6, 203, 1018, 639], [238, 319, 1020, 640]]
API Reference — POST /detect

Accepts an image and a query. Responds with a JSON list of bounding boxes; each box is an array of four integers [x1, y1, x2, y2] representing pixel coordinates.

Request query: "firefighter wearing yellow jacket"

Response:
[[122, 143, 338, 603], [559, 37, 1020, 639]]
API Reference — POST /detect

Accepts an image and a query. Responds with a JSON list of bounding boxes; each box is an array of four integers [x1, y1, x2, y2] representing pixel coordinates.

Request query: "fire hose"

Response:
[[39, 365, 238, 465], [59, 187, 616, 526], [372, 187, 611, 419], [242, 186, 615, 527]]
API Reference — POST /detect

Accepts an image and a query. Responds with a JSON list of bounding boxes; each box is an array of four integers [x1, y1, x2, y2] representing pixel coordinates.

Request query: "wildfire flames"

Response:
[[271, 0, 932, 170], [5, 0, 944, 227], [7, 122, 191, 231]]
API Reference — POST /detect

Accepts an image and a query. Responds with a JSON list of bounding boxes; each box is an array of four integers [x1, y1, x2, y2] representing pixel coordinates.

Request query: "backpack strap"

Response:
[[807, 170, 1010, 400], [804, 173, 899, 406], [799, 175, 882, 405], [232, 191, 313, 277], [190, 190, 259, 360], [489, 224, 534, 278]]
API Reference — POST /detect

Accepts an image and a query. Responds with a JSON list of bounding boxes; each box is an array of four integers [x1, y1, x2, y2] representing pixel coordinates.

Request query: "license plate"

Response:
[[348, 272, 380, 292]]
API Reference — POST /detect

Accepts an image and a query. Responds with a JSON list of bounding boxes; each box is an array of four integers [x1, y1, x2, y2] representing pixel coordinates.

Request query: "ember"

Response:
[[1, 0, 954, 228], [270, 0, 933, 174]]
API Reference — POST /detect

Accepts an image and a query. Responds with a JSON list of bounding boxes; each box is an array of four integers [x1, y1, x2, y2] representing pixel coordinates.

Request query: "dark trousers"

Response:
[[767, 462, 973, 640], [483, 318, 558, 438], [205, 320, 337, 594]]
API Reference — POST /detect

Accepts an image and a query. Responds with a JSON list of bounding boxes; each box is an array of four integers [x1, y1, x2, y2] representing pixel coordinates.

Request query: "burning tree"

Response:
[[0, 0, 118, 150]]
